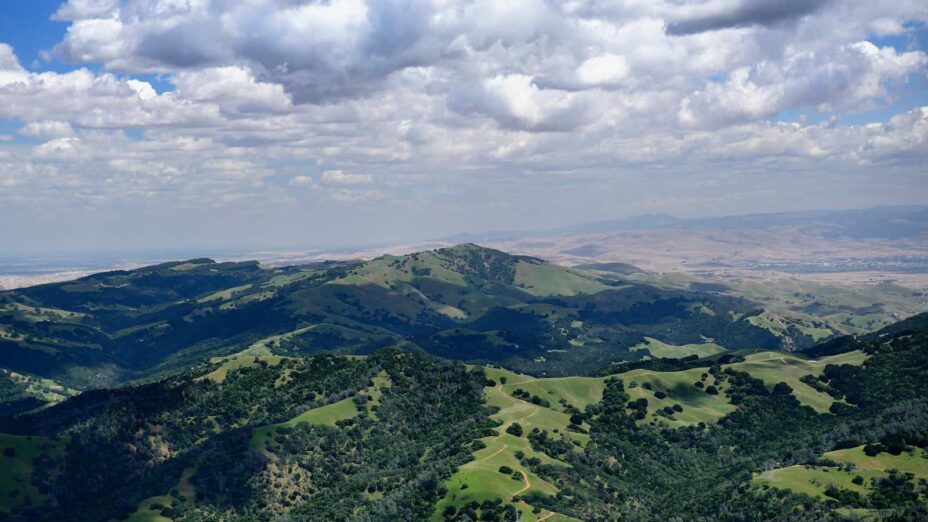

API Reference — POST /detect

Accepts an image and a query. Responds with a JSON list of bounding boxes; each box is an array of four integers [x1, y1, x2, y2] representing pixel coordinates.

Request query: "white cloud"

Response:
[[32, 137, 88, 162], [322, 170, 373, 185], [0, 1, 925, 249], [52, 0, 120, 21], [126, 79, 157, 101], [20, 121, 76, 140], [449, 74, 591, 132], [329, 188, 384, 203], [679, 42, 927, 128], [0, 44, 21, 71], [171, 67, 292, 114], [576, 54, 631, 88], [289, 175, 314, 186]]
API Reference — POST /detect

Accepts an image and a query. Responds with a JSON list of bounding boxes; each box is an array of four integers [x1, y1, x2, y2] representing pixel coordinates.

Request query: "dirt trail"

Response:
[[514, 469, 531, 496], [518, 407, 541, 422], [480, 443, 509, 462], [536, 512, 555, 521], [479, 400, 541, 463]]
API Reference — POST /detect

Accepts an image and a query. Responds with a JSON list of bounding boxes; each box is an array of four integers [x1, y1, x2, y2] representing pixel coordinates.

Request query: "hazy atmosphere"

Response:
[[3, 3, 928, 521], [1, 0, 926, 252]]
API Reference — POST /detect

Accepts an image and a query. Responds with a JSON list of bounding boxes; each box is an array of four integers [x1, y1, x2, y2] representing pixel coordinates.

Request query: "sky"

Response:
[[0, 0, 926, 253]]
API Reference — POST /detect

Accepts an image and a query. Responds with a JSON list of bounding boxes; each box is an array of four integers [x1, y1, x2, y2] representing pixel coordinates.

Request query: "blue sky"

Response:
[[0, 1, 67, 68], [0, 0, 926, 253]]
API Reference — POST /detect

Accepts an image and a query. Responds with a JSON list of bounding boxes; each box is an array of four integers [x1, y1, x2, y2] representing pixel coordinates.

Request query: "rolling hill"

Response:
[[0, 312, 925, 521], [1, 245, 926, 521], [0, 245, 801, 398]]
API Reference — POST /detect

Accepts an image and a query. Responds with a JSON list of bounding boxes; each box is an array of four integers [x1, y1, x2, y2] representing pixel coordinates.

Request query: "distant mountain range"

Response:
[[0, 245, 800, 393], [446, 205, 928, 243], [3, 241, 922, 410], [3, 206, 925, 292]]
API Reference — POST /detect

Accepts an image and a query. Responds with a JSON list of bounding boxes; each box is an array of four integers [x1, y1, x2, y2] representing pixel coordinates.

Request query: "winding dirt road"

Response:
[[514, 469, 531, 496]]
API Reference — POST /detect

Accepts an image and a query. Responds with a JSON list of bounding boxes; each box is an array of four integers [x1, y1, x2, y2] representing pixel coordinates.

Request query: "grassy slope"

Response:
[[238, 327, 315, 355], [1, 369, 79, 406], [433, 359, 757, 518], [477, 350, 869, 432], [433, 348, 872, 517], [330, 251, 468, 288], [725, 351, 868, 413], [747, 310, 833, 342], [126, 467, 197, 522], [435, 348, 874, 517], [488, 366, 730, 429], [0, 335, 881, 520], [0, 433, 62, 514], [240, 323, 395, 356], [328, 250, 610, 326], [198, 355, 288, 384], [631, 337, 727, 360], [436, 352, 831, 518], [499, 374, 606, 414], [248, 370, 394, 448], [721, 278, 926, 336], [366, 371, 391, 419], [623, 271, 928, 340], [622, 368, 734, 428], [754, 445, 928, 499], [434, 368, 585, 521], [195, 284, 255, 303], [277, 398, 359, 427], [0, 303, 88, 322], [514, 262, 609, 297], [251, 397, 360, 447]]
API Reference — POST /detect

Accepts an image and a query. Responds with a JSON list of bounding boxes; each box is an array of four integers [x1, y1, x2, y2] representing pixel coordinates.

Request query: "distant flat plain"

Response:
[[5, 214, 927, 298]]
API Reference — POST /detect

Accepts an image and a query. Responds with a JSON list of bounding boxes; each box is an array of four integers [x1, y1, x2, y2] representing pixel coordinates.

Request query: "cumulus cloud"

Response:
[[666, 0, 832, 36], [575, 54, 631, 89], [536, 54, 632, 92], [679, 42, 927, 128], [0, 0, 925, 247], [322, 170, 373, 185], [126, 79, 157, 100], [20, 121, 76, 140], [0, 44, 21, 71], [171, 67, 292, 115], [329, 188, 384, 203], [289, 175, 314, 186], [448, 74, 592, 132], [50, 0, 448, 103], [52, 0, 119, 21], [32, 137, 88, 162]]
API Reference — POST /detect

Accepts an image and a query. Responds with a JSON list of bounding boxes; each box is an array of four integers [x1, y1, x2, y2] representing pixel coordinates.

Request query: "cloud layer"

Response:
[[0, 0, 927, 250], [666, 0, 833, 35]]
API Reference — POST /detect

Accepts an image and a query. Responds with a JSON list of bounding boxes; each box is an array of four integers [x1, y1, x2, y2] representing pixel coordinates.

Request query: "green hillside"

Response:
[[631, 336, 726, 359], [1, 246, 926, 521], [0, 369, 78, 416], [621, 271, 928, 349], [0, 245, 791, 392], [0, 434, 63, 516], [754, 445, 928, 500], [0, 313, 927, 520]]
